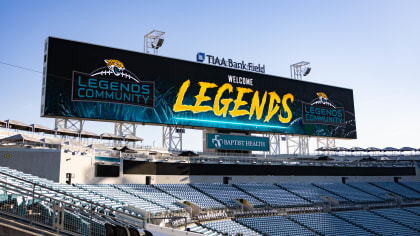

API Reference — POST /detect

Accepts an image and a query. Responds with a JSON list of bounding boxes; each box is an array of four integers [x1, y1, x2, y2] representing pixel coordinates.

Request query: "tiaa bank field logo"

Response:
[[196, 52, 206, 62], [72, 59, 154, 108], [302, 92, 346, 127]]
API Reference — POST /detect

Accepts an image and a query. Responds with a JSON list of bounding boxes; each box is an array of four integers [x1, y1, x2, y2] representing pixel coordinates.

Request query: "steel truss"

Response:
[[162, 127, 183, 151], [264, 134, 281, 155], [54, 118, 84, 137], [286, 135, 309, 155], [290, 61, 310, 80], [316, 137, 336, 149]]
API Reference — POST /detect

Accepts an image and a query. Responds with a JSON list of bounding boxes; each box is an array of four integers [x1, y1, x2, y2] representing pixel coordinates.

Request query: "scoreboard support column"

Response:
[[264, 134, 281, 155], [162, 127, 183, 151], [54, 118, 84, 138], [316, 137, 336, 150], [114, 122, 137, 147], [286, 135, 309, 155]]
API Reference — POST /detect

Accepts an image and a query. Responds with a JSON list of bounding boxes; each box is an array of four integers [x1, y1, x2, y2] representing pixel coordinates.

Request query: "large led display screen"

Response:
[[41, 37, 357, 138]]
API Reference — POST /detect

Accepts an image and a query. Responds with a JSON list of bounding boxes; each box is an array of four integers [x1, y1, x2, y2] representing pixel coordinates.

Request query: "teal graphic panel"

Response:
[[207, 133, 269, 151]]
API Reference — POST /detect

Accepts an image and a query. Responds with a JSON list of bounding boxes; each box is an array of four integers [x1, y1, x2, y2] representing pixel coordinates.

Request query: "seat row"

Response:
[[236, 208, 420, 236]]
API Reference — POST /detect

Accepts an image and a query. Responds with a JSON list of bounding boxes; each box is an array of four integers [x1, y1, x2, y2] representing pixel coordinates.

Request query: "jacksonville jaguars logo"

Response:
[[311, 92, 336, 108], [90, 59, 140, 82], [105, 59, 125, 76]]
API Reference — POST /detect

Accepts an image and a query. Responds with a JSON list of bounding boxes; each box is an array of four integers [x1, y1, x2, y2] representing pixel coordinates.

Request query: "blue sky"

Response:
[[1, 0, 419, 150]]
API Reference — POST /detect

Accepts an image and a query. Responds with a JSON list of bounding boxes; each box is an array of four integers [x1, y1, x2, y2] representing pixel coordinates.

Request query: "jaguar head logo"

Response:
[[317, 92, 328, 104], [311, 92, 336, 108], [104, 59, 125, 76]]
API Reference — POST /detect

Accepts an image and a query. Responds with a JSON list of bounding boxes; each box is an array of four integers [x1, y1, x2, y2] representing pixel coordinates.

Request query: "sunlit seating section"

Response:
[[238, 215, 316, 236], [187, 224, 221, 236], [400, 182, 420, 194], [116, 184, 182, 211], [154, 184, 225, 209], [314, 182, 382, 203], [0, 167, 123, 211], [346, 182, 393, 200], [203, 220, 261, 236], [335, 210, 419, 236], [290, 212, 373, 236], [371, 182, 420, 199], [0, 167, 109, 234], [191, 183, 264, 208], [76, 184, 167, 214], [278, 182, 346, 203], [405, 206, 420, 215], [235, 183, 311, 207], [372, 208, 420, 231]]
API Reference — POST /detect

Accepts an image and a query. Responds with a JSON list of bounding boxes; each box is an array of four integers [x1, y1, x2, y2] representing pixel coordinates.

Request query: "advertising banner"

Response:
[[41, 37, 357, 138], [207, 133, 269, 151]]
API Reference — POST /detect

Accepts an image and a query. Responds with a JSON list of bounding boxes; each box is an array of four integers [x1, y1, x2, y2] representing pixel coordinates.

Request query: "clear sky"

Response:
[[1, 0, 419, 151]]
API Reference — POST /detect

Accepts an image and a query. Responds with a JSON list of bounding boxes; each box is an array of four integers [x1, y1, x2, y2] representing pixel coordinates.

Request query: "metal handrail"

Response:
[[0, 171, 145, 223], [0, 181, 97, 235], [0, 174, 149, 235]]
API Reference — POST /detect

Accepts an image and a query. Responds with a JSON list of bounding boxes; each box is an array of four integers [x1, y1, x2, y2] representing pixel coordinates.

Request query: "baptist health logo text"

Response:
[[211, 135, 222, 148], [72, 59, 154, 108], [196, 52, 265, 74], [208, 133, 269, 151]]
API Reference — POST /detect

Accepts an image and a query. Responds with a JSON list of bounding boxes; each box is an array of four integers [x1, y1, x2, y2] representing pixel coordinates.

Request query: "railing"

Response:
[[94, 149, 121, 158], [119, 152, 416, 168], [0, 171, 145, 235]]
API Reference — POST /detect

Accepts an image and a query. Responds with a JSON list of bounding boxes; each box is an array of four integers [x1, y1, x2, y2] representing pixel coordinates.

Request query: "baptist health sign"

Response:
[[207, 133, 269, 151]]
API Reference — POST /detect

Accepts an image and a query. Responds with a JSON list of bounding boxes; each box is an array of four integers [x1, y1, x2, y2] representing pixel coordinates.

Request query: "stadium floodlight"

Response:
[[152, 38, 164, 49], [303, 67, 311, 76], [144, 30, 165, 55], [290, 61, 311, 80]]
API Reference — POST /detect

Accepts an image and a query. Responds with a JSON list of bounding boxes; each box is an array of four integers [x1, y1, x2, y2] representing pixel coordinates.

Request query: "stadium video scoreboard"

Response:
[[41, 37, 357, 139]]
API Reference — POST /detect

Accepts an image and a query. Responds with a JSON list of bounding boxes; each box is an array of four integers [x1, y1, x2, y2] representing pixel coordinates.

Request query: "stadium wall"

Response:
[[151, 174, 420, 184], [0, 148, 61, 182], [1, 147, 419, 184], [58, 150, 95, 183]]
